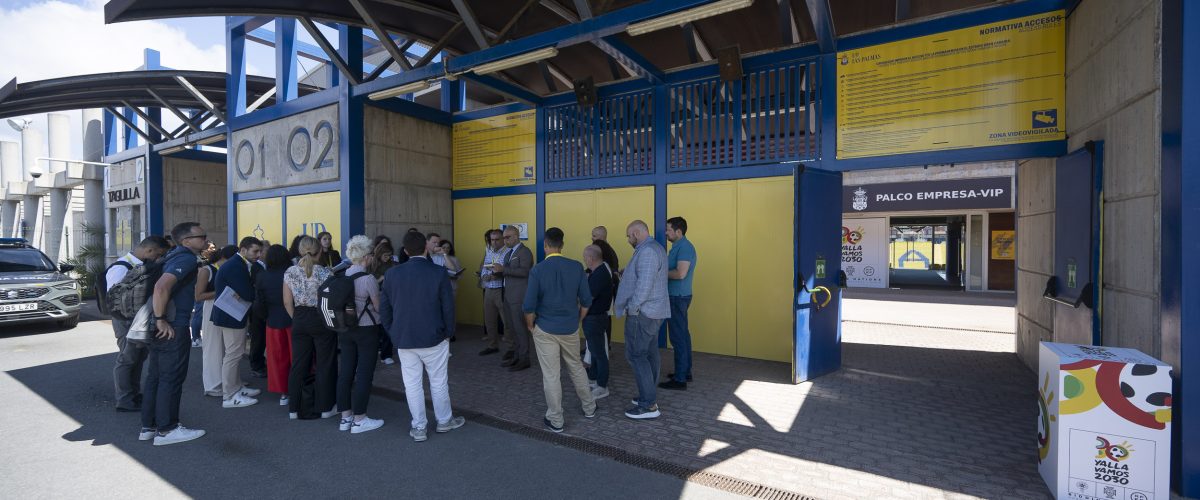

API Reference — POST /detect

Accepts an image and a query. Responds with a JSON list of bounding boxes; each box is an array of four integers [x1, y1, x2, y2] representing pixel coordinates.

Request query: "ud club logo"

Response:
[[851, 187, 868, 211]]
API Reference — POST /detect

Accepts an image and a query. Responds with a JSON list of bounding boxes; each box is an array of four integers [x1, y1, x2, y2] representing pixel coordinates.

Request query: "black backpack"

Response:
[[107, 262, 164, 320], [317, 272, 372, 333], [95, 260, 133, 316]]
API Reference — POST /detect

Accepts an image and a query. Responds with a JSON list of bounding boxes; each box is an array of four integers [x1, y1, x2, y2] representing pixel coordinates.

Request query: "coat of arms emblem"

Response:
[[852, 187, 868, 211]]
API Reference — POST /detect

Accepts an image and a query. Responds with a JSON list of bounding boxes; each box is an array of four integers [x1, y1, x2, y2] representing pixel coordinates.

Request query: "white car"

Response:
[[0, 238, 81, 329]]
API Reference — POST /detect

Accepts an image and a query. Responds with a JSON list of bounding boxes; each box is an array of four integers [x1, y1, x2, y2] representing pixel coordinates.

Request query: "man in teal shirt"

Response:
[[661, 217, 696, 390]]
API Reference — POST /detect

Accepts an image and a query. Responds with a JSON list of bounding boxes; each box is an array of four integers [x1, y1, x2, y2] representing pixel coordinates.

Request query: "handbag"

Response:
[[125, 301, 176, 344]]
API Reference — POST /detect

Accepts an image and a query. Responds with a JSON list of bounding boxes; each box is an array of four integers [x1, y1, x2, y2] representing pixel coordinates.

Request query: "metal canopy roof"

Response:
[[0, 70, 288, 119], [105, 0, 1002, 98]]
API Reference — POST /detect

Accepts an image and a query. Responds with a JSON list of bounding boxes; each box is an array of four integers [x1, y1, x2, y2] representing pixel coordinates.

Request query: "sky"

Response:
[[0, 0, 233, 160]]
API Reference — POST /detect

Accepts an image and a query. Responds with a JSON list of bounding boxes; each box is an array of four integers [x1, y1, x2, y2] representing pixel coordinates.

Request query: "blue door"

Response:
[[794, 166, 843, 383]]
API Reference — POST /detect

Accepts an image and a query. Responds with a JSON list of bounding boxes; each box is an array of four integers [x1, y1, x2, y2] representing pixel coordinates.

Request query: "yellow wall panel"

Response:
[[490, 194, 536, 242], [546, 191, 595, 262], [237, 197, 282, 246], [667, 181, 737, 357], [593, 187, 653, 344], [736, 176, 794, 362], [453, 197, 493, 325], [286, 192, 341, 247]]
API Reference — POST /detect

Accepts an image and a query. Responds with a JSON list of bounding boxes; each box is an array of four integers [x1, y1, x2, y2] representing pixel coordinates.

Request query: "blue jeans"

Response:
[[140, 324, 192, 432], [582, 315, 609, 388], [189, 302, 204, 341], [666, 295, 693, 382], [624, 314, 663, 408]]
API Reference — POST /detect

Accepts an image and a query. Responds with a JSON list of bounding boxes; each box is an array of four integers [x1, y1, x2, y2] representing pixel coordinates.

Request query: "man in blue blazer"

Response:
[[380, 231, 465, 442], [210, 237, 264, 409]]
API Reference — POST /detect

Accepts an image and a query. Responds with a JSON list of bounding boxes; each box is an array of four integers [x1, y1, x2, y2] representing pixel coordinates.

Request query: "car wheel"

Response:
[[58, 316, 79, 329]]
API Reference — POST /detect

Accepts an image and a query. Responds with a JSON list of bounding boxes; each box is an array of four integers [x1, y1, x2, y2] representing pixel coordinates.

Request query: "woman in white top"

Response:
[[282, 236, 336, 419], [335, 235, 385, 433], [197, 245, 235, 398]]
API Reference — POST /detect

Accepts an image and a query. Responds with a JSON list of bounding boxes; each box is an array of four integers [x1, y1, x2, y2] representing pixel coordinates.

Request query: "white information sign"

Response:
[[841, 218, 888, 288], [1038, 342, 1172, 500]]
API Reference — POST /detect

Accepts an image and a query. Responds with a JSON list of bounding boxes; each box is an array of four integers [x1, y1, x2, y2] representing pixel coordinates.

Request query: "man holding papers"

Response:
[[211, 237, 265, 408]]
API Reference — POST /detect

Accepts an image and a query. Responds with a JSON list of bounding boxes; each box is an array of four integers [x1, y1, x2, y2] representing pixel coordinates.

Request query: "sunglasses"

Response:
[[183, 234, 208, 241]]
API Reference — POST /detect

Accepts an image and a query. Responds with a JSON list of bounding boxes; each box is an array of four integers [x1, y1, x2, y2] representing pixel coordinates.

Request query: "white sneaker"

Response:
[[138, 427, 156, 441], [222, 393, 258, 408], [382, 358, 395, 365], [592, 386, 610, 400], [320, 409, 338, 419], [436, 416, 466, 433], [238, 386, 261, 398], [339, 417, 353, 431], [153, 425, 205, 446], [279, 396, 289, 406], [409, 427, 428, 442], [191, 339, 202, 348], [351, 417, 384, 434], [288, 412, 298, 420]]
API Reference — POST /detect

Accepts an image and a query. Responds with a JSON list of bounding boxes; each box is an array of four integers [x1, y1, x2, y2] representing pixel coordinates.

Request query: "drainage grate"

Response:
[[371, 386, 818, 500]]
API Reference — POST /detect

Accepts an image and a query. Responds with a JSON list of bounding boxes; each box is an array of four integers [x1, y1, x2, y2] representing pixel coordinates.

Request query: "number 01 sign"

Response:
[[230, 104, 340, 193]]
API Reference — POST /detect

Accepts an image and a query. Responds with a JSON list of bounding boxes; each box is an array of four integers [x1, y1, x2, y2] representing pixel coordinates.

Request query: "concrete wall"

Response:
[[162, 157, 228, 247], [843, 161, 1014, 185], [1014, 0, 1165, 370], [363, 105, 452, 242]]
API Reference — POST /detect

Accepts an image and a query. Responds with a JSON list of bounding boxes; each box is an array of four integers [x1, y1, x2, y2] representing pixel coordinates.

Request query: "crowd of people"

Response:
[[103, 216, 698, 444]]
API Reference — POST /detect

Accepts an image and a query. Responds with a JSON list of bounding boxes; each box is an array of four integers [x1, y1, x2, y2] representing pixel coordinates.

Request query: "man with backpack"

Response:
[[105, 236, 170, 412], [141, 222, 208, 446]]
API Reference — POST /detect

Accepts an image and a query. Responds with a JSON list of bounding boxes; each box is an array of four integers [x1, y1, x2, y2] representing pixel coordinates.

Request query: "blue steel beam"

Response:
[[227, 21, 248, 118], [298, 17, 360, 85], [349, 0, 423, 74], [593, 35, 664, 83], [450, 0, 491, 50], [459, 73, 542, 106], [275, 18, 299, 102], [804, 0, 836, 53], [356, 0, 722, 96]]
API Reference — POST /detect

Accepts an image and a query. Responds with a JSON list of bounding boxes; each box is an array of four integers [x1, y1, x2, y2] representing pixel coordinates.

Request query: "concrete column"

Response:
[[20, 127, 44, 246], [45, 114, 70, 261], [81, 110, 105, 261], [0, 141, 19, 238]]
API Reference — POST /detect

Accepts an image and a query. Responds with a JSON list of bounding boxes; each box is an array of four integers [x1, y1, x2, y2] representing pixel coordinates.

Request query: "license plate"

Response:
[[0, 303, 36, 313]]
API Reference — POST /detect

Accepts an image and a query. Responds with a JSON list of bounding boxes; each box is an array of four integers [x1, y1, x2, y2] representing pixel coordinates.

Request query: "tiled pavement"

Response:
[[373, 320, 1048, 499]]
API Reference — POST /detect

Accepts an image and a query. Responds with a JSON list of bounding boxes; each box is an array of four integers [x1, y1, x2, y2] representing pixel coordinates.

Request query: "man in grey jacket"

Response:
[[613, 220, 670, 420], [492, 225, 534, 371]]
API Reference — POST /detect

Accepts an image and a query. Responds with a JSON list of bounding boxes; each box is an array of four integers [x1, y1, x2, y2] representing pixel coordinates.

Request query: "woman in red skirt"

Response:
[[255, 244, 294, 406]]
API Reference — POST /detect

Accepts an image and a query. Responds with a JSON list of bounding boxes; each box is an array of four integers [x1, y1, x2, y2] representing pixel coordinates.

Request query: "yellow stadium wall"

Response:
[[451, 194, 536, 326]]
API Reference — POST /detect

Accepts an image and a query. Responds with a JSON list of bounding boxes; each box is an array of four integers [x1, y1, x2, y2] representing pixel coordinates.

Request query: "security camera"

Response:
[[29, 171, 41, 179]]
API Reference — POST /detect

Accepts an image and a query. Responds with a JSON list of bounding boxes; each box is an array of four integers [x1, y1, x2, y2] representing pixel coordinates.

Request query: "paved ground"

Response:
[[0, 315, 729, 499], [0, 296, 1047, 499]]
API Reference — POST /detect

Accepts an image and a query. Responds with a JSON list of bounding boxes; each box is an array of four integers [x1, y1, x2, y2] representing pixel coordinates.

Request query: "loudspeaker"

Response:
[[717, 45, 743, 82], [574, 77, 597, 107]]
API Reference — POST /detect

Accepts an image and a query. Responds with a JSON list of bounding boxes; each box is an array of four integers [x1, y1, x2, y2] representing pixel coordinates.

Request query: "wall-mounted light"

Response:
[[369, 80, 432, 100], [626, 0, 754, 36], [471, 47, 559, 75]]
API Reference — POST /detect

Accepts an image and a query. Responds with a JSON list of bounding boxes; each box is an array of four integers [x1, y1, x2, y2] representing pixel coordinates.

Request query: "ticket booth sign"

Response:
[[1038, 342, 1172, 500]]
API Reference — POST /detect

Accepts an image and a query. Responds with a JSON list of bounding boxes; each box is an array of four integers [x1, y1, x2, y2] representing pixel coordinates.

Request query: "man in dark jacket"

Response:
[[379, 231, 465, 442], [210, 237, 263, 408], [492, 225, 534, 370]]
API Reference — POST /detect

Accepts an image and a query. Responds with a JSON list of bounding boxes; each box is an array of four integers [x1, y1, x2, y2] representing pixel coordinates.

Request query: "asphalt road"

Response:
[[0, 310, 732, 499]]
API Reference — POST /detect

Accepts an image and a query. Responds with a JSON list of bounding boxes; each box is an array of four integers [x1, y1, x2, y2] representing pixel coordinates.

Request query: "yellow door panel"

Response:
[[667, 181, 737, 357], [593, 186, 653, 344], [286, 192, 341, 248], [453, 197, 493, 326], [736, 176, 794, 362], [491, 194, 537, 244], [237, 197, 282, 247], [546, 190, 596, 263]]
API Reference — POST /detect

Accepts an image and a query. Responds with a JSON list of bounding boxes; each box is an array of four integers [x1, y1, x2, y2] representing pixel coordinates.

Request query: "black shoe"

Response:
[[668, 372, 693, 382], [449, 336, 457, 342], [249, 370, 267, 379], [478, 347, 499, 356], [502, 351, 515, 361], [500, 357, 517, 368], [543, 417, 563, 433], [508, 360, 531, 372], [658, 380, 687, 391], [115, 406, 141, 413]]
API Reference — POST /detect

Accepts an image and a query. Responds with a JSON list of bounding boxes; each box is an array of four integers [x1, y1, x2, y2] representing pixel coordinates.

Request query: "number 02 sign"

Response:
[[230, 104, 340, 193]]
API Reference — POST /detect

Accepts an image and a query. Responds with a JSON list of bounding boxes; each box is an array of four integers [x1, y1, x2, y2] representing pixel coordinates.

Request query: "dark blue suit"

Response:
[[380, 256, 455, 350], [211, 254, 254, 329]]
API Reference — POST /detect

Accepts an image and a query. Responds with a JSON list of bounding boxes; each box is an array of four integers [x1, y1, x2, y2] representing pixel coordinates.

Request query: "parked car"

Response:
[[0, 238, 81, 329]]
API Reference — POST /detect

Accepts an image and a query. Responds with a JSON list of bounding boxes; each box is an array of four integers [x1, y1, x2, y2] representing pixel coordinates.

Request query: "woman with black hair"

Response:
[[256, 244, 294, 407]]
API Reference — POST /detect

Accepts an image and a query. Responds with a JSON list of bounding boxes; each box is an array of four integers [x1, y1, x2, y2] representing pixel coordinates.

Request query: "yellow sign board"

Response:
[[236, 197, 282, 247], [991, 230, 1016, 260], [837, 10, 1066, 159], [452, 110, 536, 190], [286, 191, 341, 247]]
